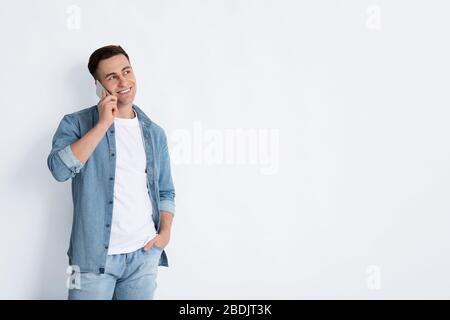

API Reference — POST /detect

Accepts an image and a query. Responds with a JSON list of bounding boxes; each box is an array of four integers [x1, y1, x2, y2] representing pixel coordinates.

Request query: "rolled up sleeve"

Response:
[[158, 130, 176, 216], [47, 114, 84, 182], [57, 144, 84, 174]]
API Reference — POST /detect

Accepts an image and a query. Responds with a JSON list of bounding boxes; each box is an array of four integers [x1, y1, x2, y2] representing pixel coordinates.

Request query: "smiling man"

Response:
[[47, 45, 176, 300]]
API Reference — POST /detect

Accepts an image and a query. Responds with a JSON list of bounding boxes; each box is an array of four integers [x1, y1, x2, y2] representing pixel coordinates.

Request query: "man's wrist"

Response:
[[96, 120, 110, 132], [159, 230, 171, 237]]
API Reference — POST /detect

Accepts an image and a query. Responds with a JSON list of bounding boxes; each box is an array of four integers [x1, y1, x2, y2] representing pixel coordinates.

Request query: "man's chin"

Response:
[[117, 98, 135, 107]]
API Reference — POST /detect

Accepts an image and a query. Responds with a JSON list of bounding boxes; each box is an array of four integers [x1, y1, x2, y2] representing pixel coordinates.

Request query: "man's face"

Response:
[[96, 54, 136, 106]]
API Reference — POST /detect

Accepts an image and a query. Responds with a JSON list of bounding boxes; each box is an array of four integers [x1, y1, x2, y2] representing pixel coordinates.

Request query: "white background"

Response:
[[1, 0, 450, 299]]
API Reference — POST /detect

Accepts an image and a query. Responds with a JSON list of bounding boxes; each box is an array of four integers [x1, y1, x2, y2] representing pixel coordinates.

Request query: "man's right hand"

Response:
[[97, 89, 118, 128]]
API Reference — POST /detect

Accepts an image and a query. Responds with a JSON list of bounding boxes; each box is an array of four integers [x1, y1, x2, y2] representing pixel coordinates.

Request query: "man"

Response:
[[47, 45, 176, 300]]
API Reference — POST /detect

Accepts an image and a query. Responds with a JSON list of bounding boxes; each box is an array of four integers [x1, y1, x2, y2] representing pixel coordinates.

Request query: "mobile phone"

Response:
[[95, 80, 111, 98]]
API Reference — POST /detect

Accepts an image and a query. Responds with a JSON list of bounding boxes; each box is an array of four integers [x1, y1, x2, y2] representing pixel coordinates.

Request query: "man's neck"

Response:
[[116, 103, 135, 119]]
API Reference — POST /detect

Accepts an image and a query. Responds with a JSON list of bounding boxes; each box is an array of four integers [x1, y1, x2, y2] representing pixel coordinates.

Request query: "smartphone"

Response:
[[95, 80, 111, 98]]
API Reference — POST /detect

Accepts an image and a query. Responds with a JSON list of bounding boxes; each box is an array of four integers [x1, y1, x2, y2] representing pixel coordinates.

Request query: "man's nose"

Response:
[[118, 75, 128, 86]]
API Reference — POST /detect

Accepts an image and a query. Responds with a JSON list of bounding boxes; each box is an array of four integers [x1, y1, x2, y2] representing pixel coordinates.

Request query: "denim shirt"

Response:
[[47, 104, 175, 273]]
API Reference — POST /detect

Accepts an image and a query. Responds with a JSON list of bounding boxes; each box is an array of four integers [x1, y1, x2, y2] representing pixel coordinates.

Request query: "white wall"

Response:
[[1, 0, 450, 299]]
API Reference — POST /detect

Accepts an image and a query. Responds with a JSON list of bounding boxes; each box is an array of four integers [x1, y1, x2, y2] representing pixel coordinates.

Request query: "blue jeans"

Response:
[[68, 245, 163, 300]]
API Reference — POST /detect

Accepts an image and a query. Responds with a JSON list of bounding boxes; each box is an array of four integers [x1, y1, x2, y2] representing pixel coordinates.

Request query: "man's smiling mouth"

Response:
[[117, 87, 132, 95]]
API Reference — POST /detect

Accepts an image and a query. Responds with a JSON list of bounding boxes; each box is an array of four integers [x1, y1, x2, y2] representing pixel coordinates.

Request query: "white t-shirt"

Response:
[[107, 109, 157, 255]]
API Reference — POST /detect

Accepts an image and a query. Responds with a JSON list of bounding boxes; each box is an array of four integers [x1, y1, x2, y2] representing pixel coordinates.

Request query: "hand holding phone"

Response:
[[96, 80, 118, 127]]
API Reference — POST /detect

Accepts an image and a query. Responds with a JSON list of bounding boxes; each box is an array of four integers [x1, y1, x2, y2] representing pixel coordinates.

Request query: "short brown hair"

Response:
[[88, 45, 130, 80]]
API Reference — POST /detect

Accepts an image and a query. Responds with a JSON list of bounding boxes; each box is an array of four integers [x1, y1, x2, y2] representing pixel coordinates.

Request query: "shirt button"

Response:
[[106, 224, 110, 228], [109, 200, 113, 204], [105, 245, 109, 249], [109, 177, 114, 181], [111, 153, 115, 157], [110, 130, 114, 134]]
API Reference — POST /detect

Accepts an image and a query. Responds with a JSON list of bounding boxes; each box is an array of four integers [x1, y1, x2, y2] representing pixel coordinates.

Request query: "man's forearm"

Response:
[[70, 122, 109, 164], [159, 211, 174, 235]]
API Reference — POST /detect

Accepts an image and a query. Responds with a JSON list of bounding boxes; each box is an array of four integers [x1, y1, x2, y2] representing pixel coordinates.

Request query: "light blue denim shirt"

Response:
[[47, 104, 175, 273]]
